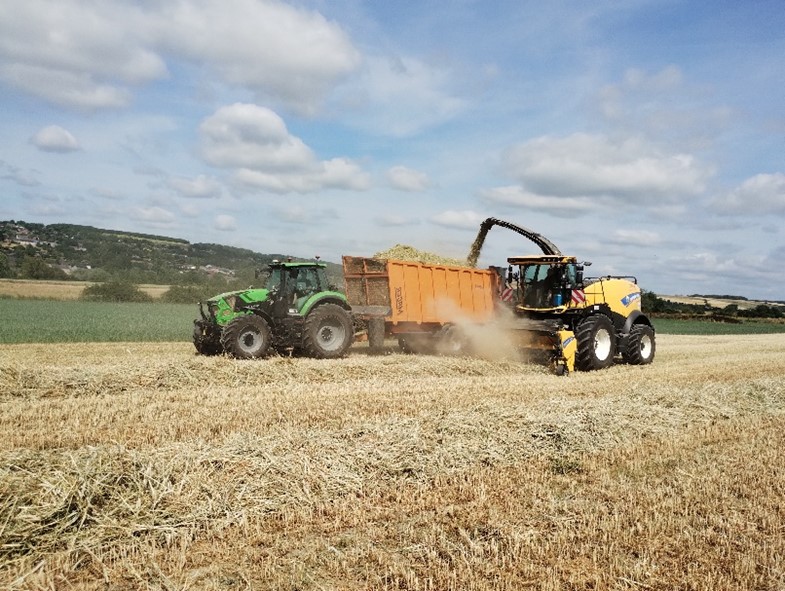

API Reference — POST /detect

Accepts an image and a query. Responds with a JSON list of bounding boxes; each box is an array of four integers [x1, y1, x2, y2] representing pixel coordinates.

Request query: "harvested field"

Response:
[[0, 279, 170, 301], [2, 334, 785, 589]]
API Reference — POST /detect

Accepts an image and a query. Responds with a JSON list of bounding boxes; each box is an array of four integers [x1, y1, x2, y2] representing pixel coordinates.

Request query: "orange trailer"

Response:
[[342, 256, 500, 350]]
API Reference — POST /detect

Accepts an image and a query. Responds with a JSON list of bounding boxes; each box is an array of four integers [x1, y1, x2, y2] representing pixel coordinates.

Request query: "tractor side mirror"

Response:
[[576, 265, 584, 286]]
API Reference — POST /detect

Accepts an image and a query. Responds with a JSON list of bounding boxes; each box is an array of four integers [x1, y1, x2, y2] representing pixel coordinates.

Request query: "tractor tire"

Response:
[[220, 315, 272, 359], [193, 321, 222, 356], [302, 304, 354, 359], [622, 324, 656, 365], [575, 314, 616, 371]]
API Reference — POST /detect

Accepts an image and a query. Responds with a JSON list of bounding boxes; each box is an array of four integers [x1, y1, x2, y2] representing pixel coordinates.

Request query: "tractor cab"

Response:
[[261, 261, 331, 314], [507, 255, 587, 311]]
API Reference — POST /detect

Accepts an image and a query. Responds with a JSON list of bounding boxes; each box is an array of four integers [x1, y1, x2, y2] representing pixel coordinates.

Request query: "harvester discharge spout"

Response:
[[467, 217, 561, 267]]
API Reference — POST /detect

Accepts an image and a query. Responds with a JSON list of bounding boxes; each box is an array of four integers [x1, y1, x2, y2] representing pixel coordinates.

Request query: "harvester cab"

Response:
[[194, 260, 354, 360]]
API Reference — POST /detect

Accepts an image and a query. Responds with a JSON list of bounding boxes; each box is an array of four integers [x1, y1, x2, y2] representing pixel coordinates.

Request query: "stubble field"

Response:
[[2, 334, 785, 590]]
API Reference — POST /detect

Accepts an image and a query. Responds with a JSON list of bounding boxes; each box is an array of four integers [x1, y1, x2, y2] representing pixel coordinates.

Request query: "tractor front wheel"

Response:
[[623, 324, 656, 365], [221, 315, 272, 359], [302, 304, 354, 359], [575, 315, 616, 371], [193, 321, 222, 356]]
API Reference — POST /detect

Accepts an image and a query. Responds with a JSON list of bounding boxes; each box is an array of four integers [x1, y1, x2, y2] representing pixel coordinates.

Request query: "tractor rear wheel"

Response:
[[302, 304, 354, 359], [221, 315, 272, 359], [575, 314, 616, 371], [623, 324, 656, 365]]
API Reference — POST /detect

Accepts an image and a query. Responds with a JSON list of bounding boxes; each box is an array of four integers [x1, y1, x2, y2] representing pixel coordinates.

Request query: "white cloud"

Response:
[[335, 54, 467, 136], [608, 229, 662, 247], [200, 103, 370, 194], [31, 125, 80, 153], [479, 186, 594, 218], [0, 0, 358, 113], [214, 214, 237, 231], [168, 175, 223, 199], [387, 166, 431, 192], [129, 206, 176, 226], [502, 133, 712, 201], [712, 173, 785, 216], [430, 210, 486, 230], [158, 0, 360, 115]]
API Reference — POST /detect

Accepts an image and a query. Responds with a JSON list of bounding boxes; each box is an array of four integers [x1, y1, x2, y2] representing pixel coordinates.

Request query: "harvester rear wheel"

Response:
[[575, 314, 616, 371], [302, 304, 354, 359], [221, 315, 272, 359], [623, 324, 656, 365]]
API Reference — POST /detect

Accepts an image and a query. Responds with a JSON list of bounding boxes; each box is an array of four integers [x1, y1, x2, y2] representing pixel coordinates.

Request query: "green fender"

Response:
[[297, 291, 350, 316]]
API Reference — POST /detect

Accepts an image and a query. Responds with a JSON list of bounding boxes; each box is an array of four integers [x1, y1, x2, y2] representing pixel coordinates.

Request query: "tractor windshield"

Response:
[[262, 267, 283, 291], [520, 263, 576, 308]]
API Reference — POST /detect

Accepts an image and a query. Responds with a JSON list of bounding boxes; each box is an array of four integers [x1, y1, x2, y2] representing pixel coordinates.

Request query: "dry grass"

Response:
[[0, 279, 170, 300], [2, 334, 785, 589]]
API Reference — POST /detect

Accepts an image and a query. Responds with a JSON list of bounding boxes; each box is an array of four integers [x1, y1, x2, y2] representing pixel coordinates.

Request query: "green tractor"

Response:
[[193, 260, 354, 359]]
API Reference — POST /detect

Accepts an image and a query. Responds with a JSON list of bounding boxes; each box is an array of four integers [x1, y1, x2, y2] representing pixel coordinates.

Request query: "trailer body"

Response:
[[342, 255, 499, 334]]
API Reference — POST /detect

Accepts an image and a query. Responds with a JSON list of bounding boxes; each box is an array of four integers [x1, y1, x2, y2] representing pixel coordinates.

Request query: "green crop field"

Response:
[[0, 299, 195, 344], [652, 317, 785, 335], [2, 298, 785, 344]]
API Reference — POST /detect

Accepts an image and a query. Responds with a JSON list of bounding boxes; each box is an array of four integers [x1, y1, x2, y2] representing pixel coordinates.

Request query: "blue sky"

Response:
[[1, 0, 783, 299]]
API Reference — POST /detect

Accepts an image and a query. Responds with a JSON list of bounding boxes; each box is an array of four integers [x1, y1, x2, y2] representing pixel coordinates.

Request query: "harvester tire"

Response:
[[302, 304, 354, 359], [193, 322, 222, 356], [221, 315, 272, 359], [575, 314, 616, 371], [622, 324, 656, 365]]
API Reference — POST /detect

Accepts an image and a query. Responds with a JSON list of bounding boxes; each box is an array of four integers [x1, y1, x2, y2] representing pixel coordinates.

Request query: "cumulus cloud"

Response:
[[430, 210, 486, 230], [502, 133, 712, 201], [712, 173, 785, 215], [31, 125, 80, 152], [200, 103, 370, 194], [0, 0, 359, 113], [168, 175, 223, 199], [387, 166, 432, 192], [596, 66, 732, 147], [129, 205, 176, 226], [335, 54, 467, 136], [479, 186, 594, 218]]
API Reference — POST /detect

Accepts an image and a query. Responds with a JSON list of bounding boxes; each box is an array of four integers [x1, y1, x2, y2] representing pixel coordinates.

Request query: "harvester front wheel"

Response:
[[575, 315, 616, 371], [302, 304, 354, 359], [221, 315, 272, 359], [623, 324, 656, 365]]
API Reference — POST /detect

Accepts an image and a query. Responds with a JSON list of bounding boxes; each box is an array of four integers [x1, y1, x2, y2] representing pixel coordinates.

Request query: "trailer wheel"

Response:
[[436, 325, 470, 356], [221, 315, 272, 359], [302, 304, 354, 359], [575, 315, 616, 371], [622, 324, 656, 365]]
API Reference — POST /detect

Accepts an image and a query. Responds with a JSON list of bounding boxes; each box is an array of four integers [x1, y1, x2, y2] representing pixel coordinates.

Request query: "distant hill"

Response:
[[0, 220, 343, 287]]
